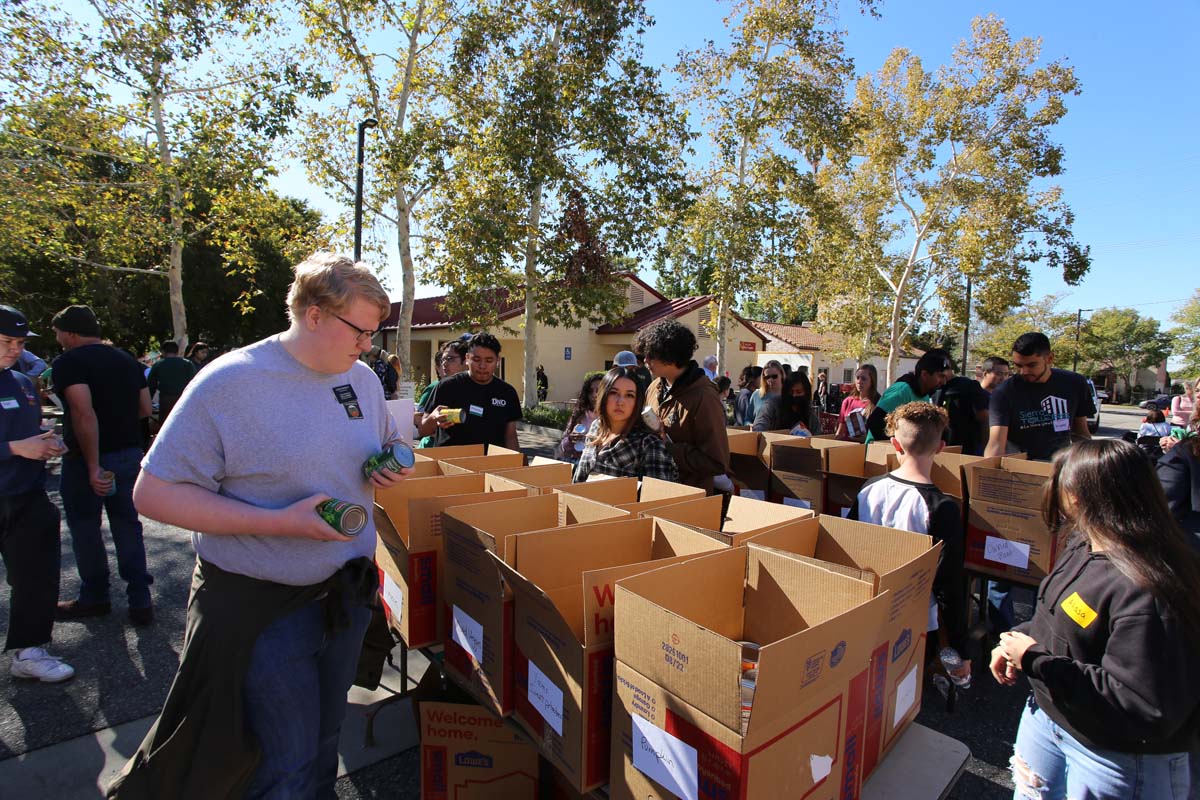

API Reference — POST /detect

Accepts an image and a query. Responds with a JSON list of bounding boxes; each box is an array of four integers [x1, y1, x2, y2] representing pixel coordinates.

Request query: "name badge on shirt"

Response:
[[0, 397, 18, 410], [1053, 416, 1070, 433], [332, 384, 364, 420], [468, 404, 484, 417], [1060, 591, 1097, 629]]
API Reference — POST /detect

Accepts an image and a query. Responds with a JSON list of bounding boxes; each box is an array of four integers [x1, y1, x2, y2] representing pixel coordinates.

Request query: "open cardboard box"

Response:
[[416, 443, 522, 461], [726, 430, 804, 497], [639, 493, 815, 546], [375, 473, 532, 648], [963, 457, 1058, 585], [486, 463, 576, 490], [441, 492, 631, 716], [745, 516, 941, 777], [611, 545, 890, 800], [544, 476, 703, 512], [439, 452, 528, 475], [494, 517, 728, 793], [612, 477, 707, 515], [767, 437, 862, 513]]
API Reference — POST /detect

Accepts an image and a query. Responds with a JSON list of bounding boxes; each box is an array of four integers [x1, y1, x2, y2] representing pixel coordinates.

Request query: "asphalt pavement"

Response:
[[0, 413, 1146, 798]]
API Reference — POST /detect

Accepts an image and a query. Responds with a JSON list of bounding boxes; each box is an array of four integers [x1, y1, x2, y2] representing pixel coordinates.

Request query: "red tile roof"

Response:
[[595, 296, 712, 334], [381, 288, 524, 330], [746, 319, 924, 358]]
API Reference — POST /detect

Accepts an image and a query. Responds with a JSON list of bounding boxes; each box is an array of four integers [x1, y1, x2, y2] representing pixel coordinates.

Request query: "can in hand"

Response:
[[444, 407, 463, 424], [100, 469, 117, 497], [316, 498, 368, 536], [362, 441, 416, 479]]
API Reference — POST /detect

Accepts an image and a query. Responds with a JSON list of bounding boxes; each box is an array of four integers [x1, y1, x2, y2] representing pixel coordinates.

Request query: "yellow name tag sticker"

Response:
[[1060, 592, 1098, 629]]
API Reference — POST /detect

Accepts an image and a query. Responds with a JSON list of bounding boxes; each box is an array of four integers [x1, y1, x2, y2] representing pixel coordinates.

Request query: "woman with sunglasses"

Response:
[[751, 370, 818, 436], [748, 360, 784, 424], [573, 367, 678, 482]]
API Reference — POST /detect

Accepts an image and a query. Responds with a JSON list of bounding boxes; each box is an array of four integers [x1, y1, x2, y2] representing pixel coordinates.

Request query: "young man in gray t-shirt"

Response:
[[118, 254, 412, 797]]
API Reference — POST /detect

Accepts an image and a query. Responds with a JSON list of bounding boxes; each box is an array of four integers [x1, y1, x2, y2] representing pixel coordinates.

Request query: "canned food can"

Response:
[[100, 469, 117, 497], [641, 406, 661, 432], [738, 640, 760, 673], [316, 499, 368, 536], [362, 441, 416, 479], [444, 407, 463, 424]]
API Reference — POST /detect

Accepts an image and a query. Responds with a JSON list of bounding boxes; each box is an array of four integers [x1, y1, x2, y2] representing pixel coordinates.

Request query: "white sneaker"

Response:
[[10, 647, 75, 683]]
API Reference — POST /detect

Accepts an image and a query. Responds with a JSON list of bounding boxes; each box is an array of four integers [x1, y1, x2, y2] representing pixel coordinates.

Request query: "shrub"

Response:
[[523, 403, 570, 430]]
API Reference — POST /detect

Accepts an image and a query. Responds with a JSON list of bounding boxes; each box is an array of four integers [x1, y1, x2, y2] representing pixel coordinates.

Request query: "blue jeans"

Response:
[[243, 597, 371, 799], [60, 448, 152, 608], [1012, 694, 1191, 799], [989, 580, 1015, 631]]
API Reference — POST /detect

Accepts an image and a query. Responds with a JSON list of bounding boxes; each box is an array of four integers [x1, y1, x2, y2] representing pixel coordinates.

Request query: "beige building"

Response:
[[377, 275, 767, 403], [749, 320, 921, 386]]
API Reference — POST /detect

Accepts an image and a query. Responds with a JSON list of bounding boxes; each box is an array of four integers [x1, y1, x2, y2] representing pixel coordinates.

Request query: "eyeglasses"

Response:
[[764, 373, 782, 381], [331, 313, 378, 344]]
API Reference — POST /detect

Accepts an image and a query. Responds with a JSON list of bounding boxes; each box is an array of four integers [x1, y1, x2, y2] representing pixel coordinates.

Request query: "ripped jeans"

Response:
[[1012, 694, 1191, 799]]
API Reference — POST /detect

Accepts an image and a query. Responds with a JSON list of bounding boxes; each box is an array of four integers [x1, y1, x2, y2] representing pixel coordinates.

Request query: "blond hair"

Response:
[[885, 402, 948, 456], [286, 252, 390, 323]]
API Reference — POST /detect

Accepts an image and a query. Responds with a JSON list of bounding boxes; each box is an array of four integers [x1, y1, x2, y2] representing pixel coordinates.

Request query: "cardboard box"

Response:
[[745, 517, 941, 777], [487, 463, 576, 489], [375, 473, 532, 647], [640, 493, 815, 546], [962, 457, 1057, 585], [419, 698, 539, 799], [611, 546, 890, 800], [545, 476, 702, 511], [442, 492, 631, 716], [416, 444, 522, 461], [439, 453, 528, 475], [496, 517, 728, 793], [767, 438, 862, 514], [613, 477, 707, 515], [726, 431, 804, 496]]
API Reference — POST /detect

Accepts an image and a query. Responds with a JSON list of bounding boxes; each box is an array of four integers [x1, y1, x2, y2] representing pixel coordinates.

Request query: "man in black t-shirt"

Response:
[[422, 332, 522, 449], [933, 367, 991, 456], [985, 332, 1094, 461], [50, 305, 155, 625]]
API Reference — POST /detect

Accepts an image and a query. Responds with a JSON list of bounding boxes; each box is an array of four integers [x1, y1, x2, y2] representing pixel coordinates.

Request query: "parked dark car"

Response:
[[1139, 394, 1172, 412]]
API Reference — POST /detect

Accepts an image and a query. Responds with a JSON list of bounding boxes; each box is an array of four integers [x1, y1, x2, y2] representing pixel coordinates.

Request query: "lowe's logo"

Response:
[[892, 629, 911, 663], [455, 751, 493, 769], [830, 641, 847, 668]]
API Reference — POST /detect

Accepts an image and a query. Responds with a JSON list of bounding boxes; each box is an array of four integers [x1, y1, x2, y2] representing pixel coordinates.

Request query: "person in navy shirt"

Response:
[[0, 305, 73, 683]]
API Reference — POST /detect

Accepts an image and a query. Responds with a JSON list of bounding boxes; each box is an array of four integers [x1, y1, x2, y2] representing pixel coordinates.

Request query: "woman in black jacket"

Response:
[[991, 439, 1200, 799], [752, 370, 819, 435]]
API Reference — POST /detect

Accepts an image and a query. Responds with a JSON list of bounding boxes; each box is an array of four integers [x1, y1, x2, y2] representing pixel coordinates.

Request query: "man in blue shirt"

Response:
[[0, 305, 73, 683]]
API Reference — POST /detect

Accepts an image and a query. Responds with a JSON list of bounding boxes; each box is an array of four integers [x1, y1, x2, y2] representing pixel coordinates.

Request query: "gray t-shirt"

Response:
[[143, 335, 399, 585]]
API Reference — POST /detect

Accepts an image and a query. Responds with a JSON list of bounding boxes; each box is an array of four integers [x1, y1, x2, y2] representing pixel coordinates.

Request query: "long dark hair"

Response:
[[565, 373, 604, 431], [782, 370, 813, 429], [1043, 439, 1200, 643], [591, 367, 650, 442], [738, 365, 762, 391]]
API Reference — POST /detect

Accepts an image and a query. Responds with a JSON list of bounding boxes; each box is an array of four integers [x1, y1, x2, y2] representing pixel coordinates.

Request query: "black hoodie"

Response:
[[1015, 536, 1200, 754]]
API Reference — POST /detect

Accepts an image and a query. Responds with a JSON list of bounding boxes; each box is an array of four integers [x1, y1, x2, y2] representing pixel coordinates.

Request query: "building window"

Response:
[[629, 286, 644, 306], [843, 368, 853, 383]]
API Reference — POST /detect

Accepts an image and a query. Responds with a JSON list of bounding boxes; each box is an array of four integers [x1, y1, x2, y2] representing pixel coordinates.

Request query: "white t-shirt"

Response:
[[143, 335, 398, 585]]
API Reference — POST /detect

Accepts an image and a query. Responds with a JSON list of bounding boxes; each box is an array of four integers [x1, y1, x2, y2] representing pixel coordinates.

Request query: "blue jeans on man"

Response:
[[60, 448, 153, 609], [243, 597, 372, 798]]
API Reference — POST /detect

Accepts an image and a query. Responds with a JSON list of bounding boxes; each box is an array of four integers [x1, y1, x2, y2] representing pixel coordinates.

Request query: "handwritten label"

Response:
[[451, 605, 484, 663], [1060, 591, 1098, 629], [893, 665, 918, 728], [380, 573, 403, 623], [632, 715, 698, 800], [810, 753, 833, 783], [984, 536, 1031, 570], [740, 489, 766, 501], [526, 659, 563, 736], [783, 497, 812, 510]]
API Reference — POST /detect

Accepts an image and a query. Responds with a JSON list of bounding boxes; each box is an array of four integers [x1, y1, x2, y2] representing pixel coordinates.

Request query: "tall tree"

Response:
[[293, 0, 464, 376], [821, 15, 1090, 384], [675, 0, 864, 374], [426, 0, 691, 407], [1, 0, 325, 348], [1079, 308, 1171, 399], [972, 293, 1077, 366], [1169, 290, 1200, 379]]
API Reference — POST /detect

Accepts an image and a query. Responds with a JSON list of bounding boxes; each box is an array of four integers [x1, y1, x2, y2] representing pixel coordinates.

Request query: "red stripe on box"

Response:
[[408, 551, 438, 645], [585, 648, 615, 787], [840, 668, 869, 800], [862, 641, 889, 777]]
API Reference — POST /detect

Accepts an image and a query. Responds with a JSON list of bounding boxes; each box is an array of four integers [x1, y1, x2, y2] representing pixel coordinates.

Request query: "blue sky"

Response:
[[273, 0, 1199, 334]]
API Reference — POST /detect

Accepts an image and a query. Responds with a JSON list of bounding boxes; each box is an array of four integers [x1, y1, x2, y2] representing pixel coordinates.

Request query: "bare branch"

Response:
[[65, 254, 167, 276]]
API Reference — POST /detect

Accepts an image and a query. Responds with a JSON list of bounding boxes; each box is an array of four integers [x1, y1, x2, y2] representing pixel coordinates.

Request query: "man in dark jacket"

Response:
[[633, 320, 729, 494]]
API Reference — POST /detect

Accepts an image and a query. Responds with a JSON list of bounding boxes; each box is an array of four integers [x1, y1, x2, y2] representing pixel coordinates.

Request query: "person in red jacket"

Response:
[[992, 439, 1200, 799]]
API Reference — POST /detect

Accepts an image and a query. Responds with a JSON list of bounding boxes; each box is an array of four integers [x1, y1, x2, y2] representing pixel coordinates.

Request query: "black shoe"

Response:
[[128, 606, 154, 627], [55, 600, 112, 620]]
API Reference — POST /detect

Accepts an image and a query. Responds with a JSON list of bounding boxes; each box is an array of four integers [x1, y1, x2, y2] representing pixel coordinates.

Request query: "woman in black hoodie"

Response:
[[991, 439, 1200, 799]]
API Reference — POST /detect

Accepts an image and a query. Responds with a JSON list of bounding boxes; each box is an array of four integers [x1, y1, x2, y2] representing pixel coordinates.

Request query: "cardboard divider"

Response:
[[745, 515, 941, 778], [486, 462, 575, 489], [494, 517, 728, 793], [438, 453, 527, 475], [544, 477, 640, 505], [641, 493, 815, 546], [610, 545, 891, 800], [441, 492, 629, 717], [374, 473, 532, 648]]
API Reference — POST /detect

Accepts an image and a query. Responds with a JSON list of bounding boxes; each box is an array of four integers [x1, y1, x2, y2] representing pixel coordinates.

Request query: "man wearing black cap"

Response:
[[50, 305, 155, 626], [0, 305, 74, 682]]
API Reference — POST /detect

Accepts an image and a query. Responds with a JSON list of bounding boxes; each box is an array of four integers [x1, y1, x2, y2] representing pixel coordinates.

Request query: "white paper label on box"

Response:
[[894, 665, 919, 728], [783, 497, 812, 509], [839, 506, 852, 518], [451, 604, 484, 664], [632, 715, 699, 800], [740, 489, 766, 501], [810, 753, 833, 783], [984, 536, 1031, 570], [526, 659, 563, 736], [380, 573, 403, 623]]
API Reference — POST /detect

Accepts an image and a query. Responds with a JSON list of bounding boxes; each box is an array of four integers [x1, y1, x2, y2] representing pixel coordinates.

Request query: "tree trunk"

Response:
[[150, 87, 188, 349], [395, 186, 416, 379], [716, 298, 728, 377], [522, 181, 544, 408]]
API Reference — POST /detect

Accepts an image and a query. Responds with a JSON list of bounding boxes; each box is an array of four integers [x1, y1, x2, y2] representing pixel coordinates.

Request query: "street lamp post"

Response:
[[353, 118, 378, 262], [1072, 307, 1093, 372]]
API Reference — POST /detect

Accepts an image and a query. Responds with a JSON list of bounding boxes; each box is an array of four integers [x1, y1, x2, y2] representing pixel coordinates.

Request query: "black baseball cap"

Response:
[[0, 305, 38, 338]]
